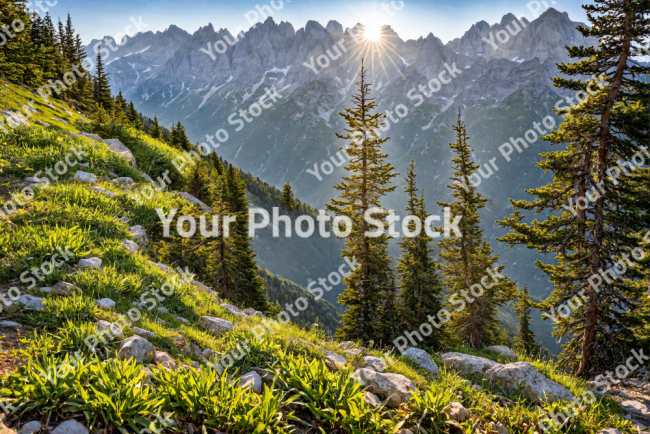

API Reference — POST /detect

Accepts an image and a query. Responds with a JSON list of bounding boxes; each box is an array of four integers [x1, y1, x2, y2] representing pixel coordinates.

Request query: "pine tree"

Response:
[[326, 60, 398, 343], [498, 0, 650, 377], [187, 148, 210, 202], [168, 122, 179, 149], [281, 182, 294, 211], [127, 102, 144, 130], [0, 1, 41, 86], [93, 53, 113, 111], [397, 158, 446, 349], [210, 153, 224, 176], [437, 112, 516, 349], [225, 166, 271, 312], [174, 121, 191, 151], [113, 90, 128, 123], [149, 115, 164, 140], [513, 284, 537, 356]]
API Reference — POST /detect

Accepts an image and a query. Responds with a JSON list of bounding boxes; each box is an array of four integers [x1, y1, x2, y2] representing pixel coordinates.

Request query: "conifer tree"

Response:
[[113, 91, 128, 123], [437, 112, 516, 349], [0, 0, 41, 86], [149, 115, 164, 140], [397, 158, 445, 348], [513, 284, 537, 356], [498, 0, 650, 376], [326, 60, 398, 343], [281, 182, 294, 211], [225, 166, 271, 311], [127, 102, 144, 130], [174, 121, 192, 151], [168, 122, 179, 149], [187, 148, 210, 202], [93, 53, 113, 111], [210, 153, 224, 176]]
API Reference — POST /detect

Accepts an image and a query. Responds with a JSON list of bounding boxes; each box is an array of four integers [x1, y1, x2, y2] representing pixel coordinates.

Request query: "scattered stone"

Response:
[[55, 117, 68, 125], [239, 371, 262, 393], [177, 316, 189, 323], [105, 138, 136, 166], [112, 177, 135, 188], [150, 261, 171, 274], [485, 362, 574, 404], [24, 176, 46, 184], [191, 361, 201, 371], [51, 419, 88, 434], [243, 307, 264, 316], [487, 346, 517, 359], [95, 298, 116, 310], [403, 347, 440, 377], [0, 321, 22, 329], [78, 162, 89, 168], [157, 307, 169, 314], [621, 401, 650, 419], [338, 341, 355, 350], [324, 350, 347, 370], [199, 316, 234, 335], [343, 348, 368, 358], [445, 402, 470, 422], [96, 320, 124, 340], [221, 303, 248, 317], [1, 110, 29, 126], [14, 294, 45, 311], [472, 384, 482, 391], [157, 318, 166, 325], [78, 257, 102, 269], [87, 186, 117, 198], [137, 170, 154, 183], [365, 391, 381, 407], [115, 216, 131, 224], [128, 225, 147, 249], [72, 170, 98, 184], [121, 239, 139, 255], [352, 368, 416, 408], [203, 348, 214, 359], [597, 430, 622, 434], [50, 282, 80, 296], [154, 351, 177, 370], [74, 132, 104, 143], [496, 421, 509, 434], [442, 352, 502, 376], [132, 327, 155, 340], [19, 420, 42, 434], [354, 356, 387, 372], [118, 335, 156, 363], [177, 191, 211, 212]]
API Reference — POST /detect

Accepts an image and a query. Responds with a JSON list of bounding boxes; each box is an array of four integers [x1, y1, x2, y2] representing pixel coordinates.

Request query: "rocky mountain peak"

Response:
[[325, 20, 343, 35]]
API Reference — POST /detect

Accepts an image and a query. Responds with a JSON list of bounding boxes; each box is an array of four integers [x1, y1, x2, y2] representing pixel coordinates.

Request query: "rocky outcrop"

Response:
[[442, 352, 501, 376], [104, 138, 136, 166], [351, 368, 416, 408], [118, 336, 156, 363], [199, 316, 234, 334], [403, 348, 440, 377], [487, 346, 517, 359], [485, 362, 573, 404]]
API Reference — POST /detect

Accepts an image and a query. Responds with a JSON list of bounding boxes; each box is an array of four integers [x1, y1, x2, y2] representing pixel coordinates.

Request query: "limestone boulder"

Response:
[[324, 350, 347, 370], [50, 282, 80, 296], [487, 345, 517, 359], [51, 419, 88, 434], [239, 371, 263, 393], [78, 257, 102, 269], [112, 177, 135, 188], [354, 356, 387, 372], [72, 170, 97, 184], [442, 352, 501, 376], [364, 391, 381, 407], [178, 191, 211, 212], [118, 336, 156, 363], [445, 402, 470, 422], [95, 298, 115, 310], [199, 316, 234, 335], [96, 320, 124, 340], [351, 368, 416, 408], [154, 351, 177, 370], [485, 362, 574, 404], [121, 239, 139, 255], [132, 327, 156, 340], [87, 186, 116, 198], [221, 304, 248, 317], [129, 225, 147, 248], [105, 138, 136, 166], [403, 347, 440, 377], [14, 294, 45, 311]]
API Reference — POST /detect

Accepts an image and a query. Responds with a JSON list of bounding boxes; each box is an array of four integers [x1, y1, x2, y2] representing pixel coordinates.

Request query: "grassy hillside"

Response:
[[0, 80, 637, 434]]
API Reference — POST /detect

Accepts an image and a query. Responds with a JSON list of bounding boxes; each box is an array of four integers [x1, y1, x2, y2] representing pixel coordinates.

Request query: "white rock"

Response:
[[597, 430, 622, 434], [115, 216, 131, 224], [351, 368, 416, 408], [243, 308, 264, 316], [324, 350, 347, 370], [51, 419, 88, 434], [78, 257, 102, 269], [488, 345, 517, 359], [121, 239, 139, 255], [35, 120, 50, 127], [72, 170, 97, 184], [118, 335, 156, 363], [132, 327, 155, 339], [445, 402, 470, 422], [96, 320, 124, 340], [485, 362, 574, 404], [24, 176, 46, 184], [129, 225, 147, 248], [403, 347, 440, 377], [496, 421, 509, 434], [74, 132, 104, 143], [157, 318, 166, 325], [95, 298, 115, 310], [221, 304, 248, 317], [442, 352, 502, 376], [177, 316, 189, 323], [338, 341, 355, 349], [112, 177, 135, 188], [355, 356, 387, 372], [199, 316, 234, 334], [87, 186, 116, 198], [177, 191, 211, 212], [19, 420, 42, 434], [150, 261, 171, 274], [621, 401, 650, 418], [154, 351, 177, 370], [239, 371, 262, 393], [203, 348, 214, 359], [157, 307, 169, 314], [105, 138, 136, 166], [1, 110, 29, 126], [0, 320, 22, 329], [364, 391, 381, 407], [50, 282, 79, 296], [14, 294, 45, 311]]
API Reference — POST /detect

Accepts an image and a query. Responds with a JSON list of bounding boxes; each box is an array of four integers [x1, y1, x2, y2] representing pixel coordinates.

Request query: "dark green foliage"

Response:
[[513, 285, 538, 356], [148, 114, 164, 141], [93, 53, 113, 111], [281, 182, 294, 210]]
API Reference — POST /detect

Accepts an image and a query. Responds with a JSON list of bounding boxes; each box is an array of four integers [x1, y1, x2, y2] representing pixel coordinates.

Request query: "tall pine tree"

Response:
[[438, 112, 516, 349], [326, 60, 398, 343], [281, 182, 294, 211], [397, 158, 445, 349], [498, 0, 650, 376], [149, 115, 164, 140], [93, 52, 113, 111], [513, 284, 537, 356]]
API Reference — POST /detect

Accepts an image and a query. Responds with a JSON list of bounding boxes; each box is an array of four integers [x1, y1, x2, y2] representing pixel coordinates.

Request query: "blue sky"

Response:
[[49, 0, 591, 45]]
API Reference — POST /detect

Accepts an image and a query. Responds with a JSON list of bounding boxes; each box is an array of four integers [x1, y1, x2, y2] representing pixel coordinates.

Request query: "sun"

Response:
[[363, 22, 383, 41]]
